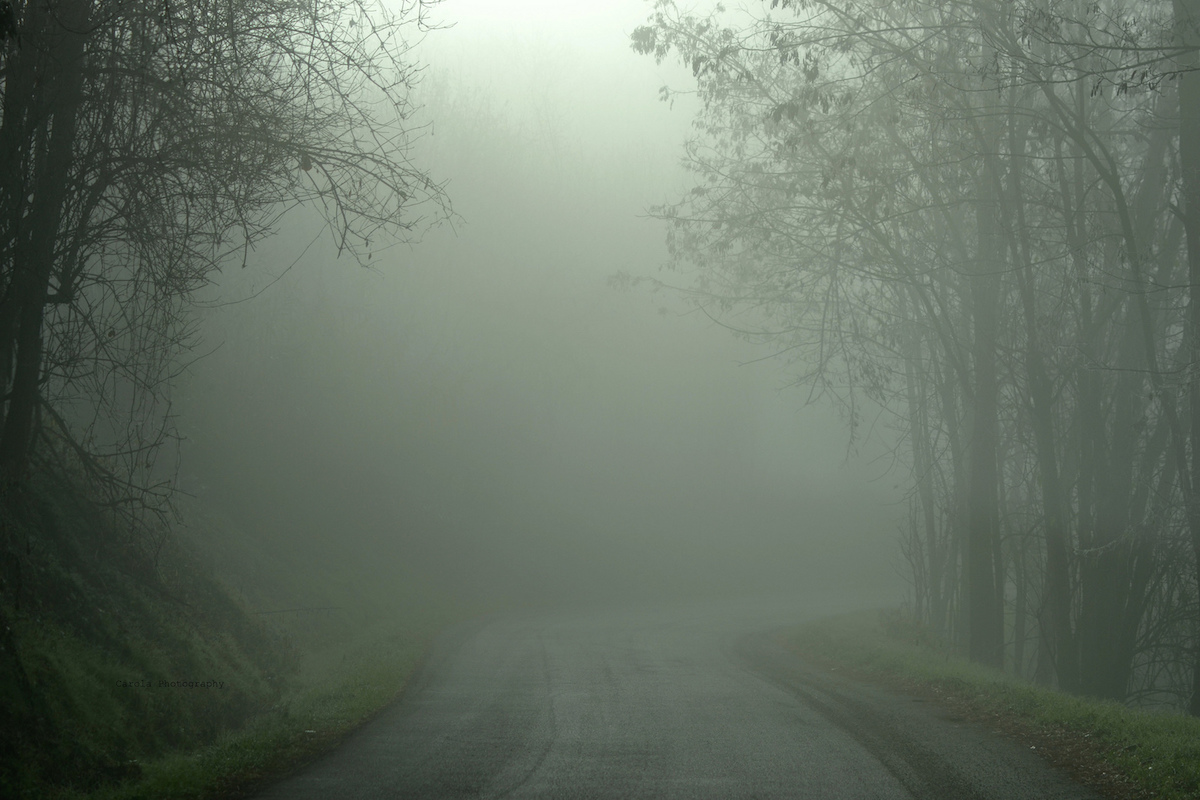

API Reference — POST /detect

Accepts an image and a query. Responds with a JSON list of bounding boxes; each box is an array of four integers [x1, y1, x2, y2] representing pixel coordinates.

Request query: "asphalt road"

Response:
[[255, 598, 1101, 799]]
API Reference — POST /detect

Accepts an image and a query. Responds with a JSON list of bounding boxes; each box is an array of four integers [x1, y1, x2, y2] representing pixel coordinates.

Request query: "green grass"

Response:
[[0, 470, 473, 798], [787, 610, 1200, 800], [71, 609, 453, 800]]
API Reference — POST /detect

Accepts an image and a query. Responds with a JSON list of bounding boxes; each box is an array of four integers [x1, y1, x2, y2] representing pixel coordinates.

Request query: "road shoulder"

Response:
[[736, 630, 1103, 800], [771, 611, 1200, 800]]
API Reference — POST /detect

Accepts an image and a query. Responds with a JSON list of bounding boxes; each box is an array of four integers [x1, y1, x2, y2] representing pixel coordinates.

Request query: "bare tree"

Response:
[[633, 0, 1200, 711], [0, 0, 448, 529]]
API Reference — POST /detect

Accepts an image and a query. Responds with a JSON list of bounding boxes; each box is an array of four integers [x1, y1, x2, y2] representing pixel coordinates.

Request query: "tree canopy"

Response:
[[634, 0, 1200, 712], [0, 0, 448, 523]]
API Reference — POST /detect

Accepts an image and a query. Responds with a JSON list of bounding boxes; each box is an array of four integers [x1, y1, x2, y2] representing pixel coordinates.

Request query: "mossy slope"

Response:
[[0, 477, 289, 796]]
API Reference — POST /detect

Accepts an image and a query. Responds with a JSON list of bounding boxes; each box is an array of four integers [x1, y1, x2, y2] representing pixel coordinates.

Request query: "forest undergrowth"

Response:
[[0, 473, 459, 800]]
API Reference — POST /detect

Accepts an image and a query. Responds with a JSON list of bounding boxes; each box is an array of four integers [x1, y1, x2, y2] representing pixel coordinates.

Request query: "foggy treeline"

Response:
[[632, 0, 1200, 713]]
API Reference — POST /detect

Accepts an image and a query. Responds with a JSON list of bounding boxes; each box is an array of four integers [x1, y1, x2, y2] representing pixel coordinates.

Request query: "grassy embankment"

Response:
[[76, 610, 450, 800], [0, 474, 465, 800], [788, 610, 1200, 800]]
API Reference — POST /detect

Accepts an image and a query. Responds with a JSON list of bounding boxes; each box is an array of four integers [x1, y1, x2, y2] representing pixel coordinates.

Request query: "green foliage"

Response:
[[78, 613, 445, 800], [0, 477, 289, 795], [0, 472, 457, 799], [790, 610, 1200, 800]]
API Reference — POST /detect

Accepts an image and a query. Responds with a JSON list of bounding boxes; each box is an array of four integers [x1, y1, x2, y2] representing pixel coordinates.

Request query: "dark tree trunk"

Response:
[[0, 0, 91, 482], [1174, 0, 1200, 717], [966, 175, 1005, 669], [1006, 101, 1078, 690], [901, 290, 946, 635]]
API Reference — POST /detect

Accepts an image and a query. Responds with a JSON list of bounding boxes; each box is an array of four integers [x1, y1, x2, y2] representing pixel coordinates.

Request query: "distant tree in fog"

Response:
[[634, 0, 1200, 714], [0, 0, 447, 527]]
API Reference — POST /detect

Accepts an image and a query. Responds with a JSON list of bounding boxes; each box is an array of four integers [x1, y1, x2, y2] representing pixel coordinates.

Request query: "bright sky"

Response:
[[416, 0, 688, 102], [427, 0, 655, 37], [412, 0, 697, 195]]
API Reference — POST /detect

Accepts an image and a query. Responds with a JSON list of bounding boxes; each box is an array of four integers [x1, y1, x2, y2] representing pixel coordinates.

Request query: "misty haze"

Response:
[[2, 1, 1199, 798]]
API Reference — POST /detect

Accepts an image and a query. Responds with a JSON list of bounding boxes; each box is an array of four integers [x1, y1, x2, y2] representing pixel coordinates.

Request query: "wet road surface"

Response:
[[255, 599, 1100, 799]]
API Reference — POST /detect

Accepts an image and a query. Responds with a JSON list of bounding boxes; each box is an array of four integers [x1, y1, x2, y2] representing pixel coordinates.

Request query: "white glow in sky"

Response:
[[415, 0, 696, 175], [428, 0, 654, 36]]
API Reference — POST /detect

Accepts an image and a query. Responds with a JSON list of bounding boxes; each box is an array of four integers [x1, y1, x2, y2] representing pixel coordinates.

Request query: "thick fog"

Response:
[[175, 0, 905, 613]]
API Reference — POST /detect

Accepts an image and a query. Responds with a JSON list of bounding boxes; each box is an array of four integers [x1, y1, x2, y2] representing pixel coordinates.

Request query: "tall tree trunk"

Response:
[[1006, 100, 1078, 690], [932, 340, 969, 647], [0, 0, 91, 482], [0, 2, 45, 409], [1013, 527, 1028, 679], [901, 292, 945, 636], [1077, 325, 1140, 701], [967, 173, 1005, 669], [1174, 0, 1200, 717], [963, 0, 1008, 671], [1075, 109, 1167, 697]]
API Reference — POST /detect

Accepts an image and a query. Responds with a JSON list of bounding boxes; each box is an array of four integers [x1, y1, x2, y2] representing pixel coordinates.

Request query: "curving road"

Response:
[[254, 599, 1100, 799]]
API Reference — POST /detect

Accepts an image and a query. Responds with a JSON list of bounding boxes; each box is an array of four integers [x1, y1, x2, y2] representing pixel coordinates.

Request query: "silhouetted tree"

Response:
[[0, 0, 447, 525]]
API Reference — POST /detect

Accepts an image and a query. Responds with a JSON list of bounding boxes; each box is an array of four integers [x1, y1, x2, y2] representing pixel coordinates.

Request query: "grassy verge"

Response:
[[786, 610, 1200, 800], [0, 469, 478, 798], [71, 608, 456, 800]]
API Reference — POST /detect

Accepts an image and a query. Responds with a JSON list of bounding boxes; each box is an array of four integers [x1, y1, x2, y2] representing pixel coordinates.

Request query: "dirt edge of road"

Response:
[[775, 631, 1149, 800]]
